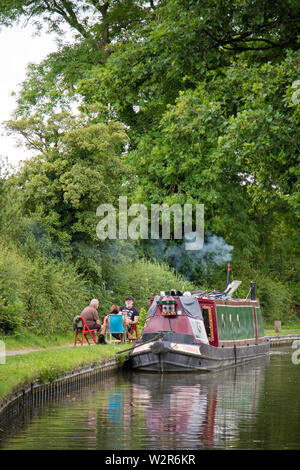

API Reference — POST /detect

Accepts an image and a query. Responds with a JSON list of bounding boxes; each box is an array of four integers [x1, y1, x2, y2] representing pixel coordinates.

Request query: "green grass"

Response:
[[265, 328, 300, 336], [0, 342, 128, 403], [0, 329, 75, 351], [264, 321, 300, 336]]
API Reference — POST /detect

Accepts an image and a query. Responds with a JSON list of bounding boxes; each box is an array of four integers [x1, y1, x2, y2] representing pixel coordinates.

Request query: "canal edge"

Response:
[[266, 333, 300, 347], [0, 358, 119, 428]]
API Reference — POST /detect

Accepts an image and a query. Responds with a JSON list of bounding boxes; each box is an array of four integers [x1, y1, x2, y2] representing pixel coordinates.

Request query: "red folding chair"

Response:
[[128, 324, 138, 343], [74, 316, 98, 346]]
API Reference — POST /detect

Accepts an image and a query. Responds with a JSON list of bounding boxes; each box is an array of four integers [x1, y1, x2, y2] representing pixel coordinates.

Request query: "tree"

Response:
[[87, 0, 300, 142], [124, 53, 300, 293], [6, 104, 130, 246], [0, 1, 156, 50], [1, 1, 157, 120]]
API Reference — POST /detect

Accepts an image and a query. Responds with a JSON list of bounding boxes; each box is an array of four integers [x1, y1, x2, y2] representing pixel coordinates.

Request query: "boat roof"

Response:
[[148, 295, 204, 321]]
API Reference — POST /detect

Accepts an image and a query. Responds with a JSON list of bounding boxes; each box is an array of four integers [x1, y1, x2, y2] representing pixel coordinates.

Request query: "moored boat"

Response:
[[129, 281, 270, 373]]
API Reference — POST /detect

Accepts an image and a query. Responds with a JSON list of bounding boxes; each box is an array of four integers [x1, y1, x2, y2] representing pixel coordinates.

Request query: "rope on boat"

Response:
[[115, 333, 164, 355]]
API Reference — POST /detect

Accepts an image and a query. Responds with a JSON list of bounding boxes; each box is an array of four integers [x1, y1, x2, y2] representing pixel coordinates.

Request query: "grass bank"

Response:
[[264, 320, 300, 336], [0, 343, 128, 403], [0, 329, 75, 352], [265, 328, 300, 336]]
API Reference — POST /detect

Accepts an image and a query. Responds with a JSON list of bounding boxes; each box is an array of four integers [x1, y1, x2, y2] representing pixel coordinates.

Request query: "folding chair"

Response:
[[128, 324, 138, 343], [106, 314, 126, 344], [74, 316, 98, 346]]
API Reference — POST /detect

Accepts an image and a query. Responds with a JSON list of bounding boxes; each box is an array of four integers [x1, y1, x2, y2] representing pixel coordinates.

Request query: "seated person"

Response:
[[107, 304, 125, 343], [80, 298, 107, 344], [120, 296, 139, 339]]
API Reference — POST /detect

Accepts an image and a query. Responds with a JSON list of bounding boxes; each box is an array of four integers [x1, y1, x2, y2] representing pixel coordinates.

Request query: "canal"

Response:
[[0, 347, 300, 450]]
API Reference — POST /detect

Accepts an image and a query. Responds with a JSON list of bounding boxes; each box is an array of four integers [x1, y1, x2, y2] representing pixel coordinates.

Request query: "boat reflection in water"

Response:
[[120, 355, 270, 449]]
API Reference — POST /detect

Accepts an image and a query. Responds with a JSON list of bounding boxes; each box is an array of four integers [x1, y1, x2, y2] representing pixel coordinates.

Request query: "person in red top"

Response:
[[80, 298, 107, 344]]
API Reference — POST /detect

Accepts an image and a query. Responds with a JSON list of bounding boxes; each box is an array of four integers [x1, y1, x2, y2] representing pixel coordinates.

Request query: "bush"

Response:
[[19, 256, 91, 335], [0, 234, 196, 337], [137, 307, 147, 332], [224, 264, 293, 322], [0, 241, 91, 336], [0, 275, 24, 335], [103, 258, 196, 313], [255, 277, 292, 322]]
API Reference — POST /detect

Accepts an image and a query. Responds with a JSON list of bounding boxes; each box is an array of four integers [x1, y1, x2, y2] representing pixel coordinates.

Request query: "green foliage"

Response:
[[221, 264, 294, 322], [103, 257, 195, 313], [6, 104, 130, 245], [0, 329, 75, 351], [137, 307, 147, 332], [256, 278, 292, 323], [0, 227, 197, 336], [0, 241, 90, 336], [0, 275, 24, 335], [87, 0, 300, 136], [0, 1, 154, 49], [19, 256, 89, 335]]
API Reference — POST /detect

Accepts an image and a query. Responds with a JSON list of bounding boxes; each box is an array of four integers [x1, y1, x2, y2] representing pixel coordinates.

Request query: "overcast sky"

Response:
[[0, 24, 59, 169]]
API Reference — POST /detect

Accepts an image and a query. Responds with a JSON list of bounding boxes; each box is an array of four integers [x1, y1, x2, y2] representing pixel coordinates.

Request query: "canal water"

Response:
[[1, 347, 300, 450]]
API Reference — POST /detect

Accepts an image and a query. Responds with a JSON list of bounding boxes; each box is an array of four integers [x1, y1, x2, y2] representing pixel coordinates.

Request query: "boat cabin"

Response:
[[142, 285, 266, 348]]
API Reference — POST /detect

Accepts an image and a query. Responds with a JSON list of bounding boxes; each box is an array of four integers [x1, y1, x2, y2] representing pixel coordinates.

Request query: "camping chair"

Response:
[[128, 324, 138, 343], [74, 316, 98, 346], [106, 314, 126, 344]]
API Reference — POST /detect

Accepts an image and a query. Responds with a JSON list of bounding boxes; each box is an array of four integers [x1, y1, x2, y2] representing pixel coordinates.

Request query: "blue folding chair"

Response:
[[106, 314, 126, 343]]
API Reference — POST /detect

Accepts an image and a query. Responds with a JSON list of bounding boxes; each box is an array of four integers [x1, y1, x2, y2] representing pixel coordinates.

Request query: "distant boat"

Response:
[[129, 281, 270, 373]]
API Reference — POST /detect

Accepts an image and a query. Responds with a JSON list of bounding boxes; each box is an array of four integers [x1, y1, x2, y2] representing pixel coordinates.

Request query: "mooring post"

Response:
[[274, 321, 282, 333]]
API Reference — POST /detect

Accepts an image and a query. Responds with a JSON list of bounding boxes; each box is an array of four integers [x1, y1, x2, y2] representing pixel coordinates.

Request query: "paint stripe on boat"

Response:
[[131, 342, 153, 355], [171, 343, 202, 356]]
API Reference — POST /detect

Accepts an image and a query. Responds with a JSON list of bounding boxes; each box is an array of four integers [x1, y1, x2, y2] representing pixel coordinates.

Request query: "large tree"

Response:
[[0, 1, 156, 50], [6, 104, 130, 246], [86, 0, 300, 136]]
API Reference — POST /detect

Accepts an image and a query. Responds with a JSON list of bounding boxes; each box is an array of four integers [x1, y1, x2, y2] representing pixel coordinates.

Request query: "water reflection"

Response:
[[1, 351, 299, 450], [125, 355, 270, 449]]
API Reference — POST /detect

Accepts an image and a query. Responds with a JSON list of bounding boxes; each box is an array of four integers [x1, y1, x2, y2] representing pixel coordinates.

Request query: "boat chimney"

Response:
[[227, 263, 231, 287], [251, 282, 256, 300]]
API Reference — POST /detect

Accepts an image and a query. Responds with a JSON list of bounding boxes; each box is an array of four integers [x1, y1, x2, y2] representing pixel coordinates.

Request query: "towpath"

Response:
[[5, 331, 300, 356], [5, 343, 78, 356]]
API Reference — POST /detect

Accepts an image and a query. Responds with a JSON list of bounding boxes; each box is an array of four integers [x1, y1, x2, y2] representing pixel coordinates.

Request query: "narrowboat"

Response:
[[129, 281, 270, 372]]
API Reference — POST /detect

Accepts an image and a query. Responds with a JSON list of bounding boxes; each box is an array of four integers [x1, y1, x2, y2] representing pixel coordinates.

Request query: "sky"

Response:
[[0, 24, 59, 169]]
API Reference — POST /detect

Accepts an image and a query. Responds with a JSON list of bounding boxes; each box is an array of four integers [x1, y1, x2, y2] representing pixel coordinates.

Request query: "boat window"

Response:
[[202, 306, 214, 342]]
